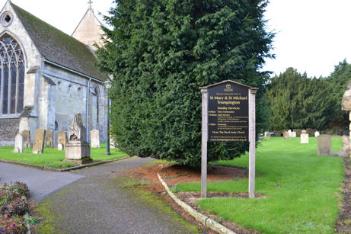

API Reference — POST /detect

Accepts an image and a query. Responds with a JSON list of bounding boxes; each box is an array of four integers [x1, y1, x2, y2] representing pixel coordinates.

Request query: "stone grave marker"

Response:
[[65, 113, 91, 164], [14, 133, 24, 153], [317, 134, 331, 156], [33, 129, 46, 154], [338, 135, 351, 157], [300, 130, 309, 144], [283, 131, 289, 139], [90, 129, 100, 148], [21, 130, 31, 148], [290, 131, 297, 138], [57, 131, 67, 151], [45, 129, 53, 147], [314, 131, 320, 138]]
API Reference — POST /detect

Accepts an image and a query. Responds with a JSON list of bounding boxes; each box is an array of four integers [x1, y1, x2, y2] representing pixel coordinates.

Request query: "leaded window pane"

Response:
[[0, 34, 25, 115]]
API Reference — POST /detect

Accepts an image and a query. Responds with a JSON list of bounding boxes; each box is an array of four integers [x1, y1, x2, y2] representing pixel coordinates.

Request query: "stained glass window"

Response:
[[0, 34, 25, 115]]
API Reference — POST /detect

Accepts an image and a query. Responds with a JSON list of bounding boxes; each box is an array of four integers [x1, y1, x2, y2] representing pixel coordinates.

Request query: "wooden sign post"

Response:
[[201, 80, 257, 198]]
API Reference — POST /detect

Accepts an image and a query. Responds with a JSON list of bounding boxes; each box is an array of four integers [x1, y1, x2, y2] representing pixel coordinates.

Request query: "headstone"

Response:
[[317, 134, 331, 156], [57, 131, 67, 151], [90, 129, 100, 148], [110, 136, 116, 149], [45, 129, 53, 147], [300, 130, 309, 144], [314, 131, 320, 138], [339, 135, 351, 157], [21, 130, 31, 148], [14, 133, 24, 153], [65, 114, 91, 163], [264, 131, 271, 138], [290, 131, 297, 138], [283, 131, 289, 139], [288, 130, 292, 137], [33, 129, 46, 154]]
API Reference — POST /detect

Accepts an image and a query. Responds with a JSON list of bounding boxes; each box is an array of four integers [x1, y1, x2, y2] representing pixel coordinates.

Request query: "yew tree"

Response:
[[98, 0, 273, 166]]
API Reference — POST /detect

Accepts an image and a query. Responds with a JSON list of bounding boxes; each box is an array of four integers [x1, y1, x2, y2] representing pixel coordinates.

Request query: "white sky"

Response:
[[264, 0, 351, 77], [1, 0, 349, 78], [0, 0, 114, 34]]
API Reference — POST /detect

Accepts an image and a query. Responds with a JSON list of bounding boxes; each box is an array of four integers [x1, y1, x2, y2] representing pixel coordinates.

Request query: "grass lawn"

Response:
[[174, 137, 344, 234], [0, 145, 128, 169]]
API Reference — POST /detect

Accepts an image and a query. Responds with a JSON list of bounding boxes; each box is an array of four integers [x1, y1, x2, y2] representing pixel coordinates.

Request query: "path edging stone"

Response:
[[157, 173, 236, 234]]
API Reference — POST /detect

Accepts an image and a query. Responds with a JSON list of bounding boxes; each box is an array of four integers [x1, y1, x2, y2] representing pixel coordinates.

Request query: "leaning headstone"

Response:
[[45, 130, 53, 147], [90, 129, 100, 148], [21, 130, 31, 148], [57, 131, 67, 151], [317, 134, 331, 156], [300, 130, 309, 144], [65, 114, 91, 164], [283, 131, 289, 139], [314, 131, 320, 138], [14, 133, 24, 153], [33, 129, 46, 154]]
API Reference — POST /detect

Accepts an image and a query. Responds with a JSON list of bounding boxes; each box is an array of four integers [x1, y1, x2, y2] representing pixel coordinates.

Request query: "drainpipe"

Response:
[[86, 78, 91, 143]]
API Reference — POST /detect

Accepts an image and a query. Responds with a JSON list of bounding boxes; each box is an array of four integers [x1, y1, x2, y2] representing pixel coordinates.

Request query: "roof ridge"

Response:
[[10, 2, 92, 51], [9, 2, 107, 81]]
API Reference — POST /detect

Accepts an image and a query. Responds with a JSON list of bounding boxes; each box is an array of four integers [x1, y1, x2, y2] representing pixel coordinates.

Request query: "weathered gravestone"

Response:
[[283, 131, 289, 139], [45, 130, 53, 147], [300, 130, 309, 144], [290, 131, 297, 138], [57, 131, 67, 151], [65, 114, 91, 164], [33, 129, 46, 154], [14, 133, 24, 153], [90, 129, 100, 148], [264, 131, 271, 138], [317, 134, 331, 156], [21, 130, 31, 148], [338, 135, 351, 157], [314, 131, 320, 138], [110, 136, 117, 149]]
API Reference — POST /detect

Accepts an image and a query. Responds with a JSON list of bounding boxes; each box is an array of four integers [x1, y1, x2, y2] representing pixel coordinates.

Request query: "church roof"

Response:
[[11, 3, 107, 82]]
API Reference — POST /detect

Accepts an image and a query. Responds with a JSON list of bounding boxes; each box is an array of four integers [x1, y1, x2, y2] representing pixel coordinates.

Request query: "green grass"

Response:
[[174, 137, 345, 234], [0, 145, 128, 169]]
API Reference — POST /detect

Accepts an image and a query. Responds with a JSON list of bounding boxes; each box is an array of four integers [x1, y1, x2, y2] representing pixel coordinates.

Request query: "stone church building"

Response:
[[0, 1, 108, 146]]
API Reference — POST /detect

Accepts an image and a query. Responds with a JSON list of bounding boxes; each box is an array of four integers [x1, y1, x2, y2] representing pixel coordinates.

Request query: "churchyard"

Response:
[[0, 146, 127, 170], [163, 136, 345, 233]]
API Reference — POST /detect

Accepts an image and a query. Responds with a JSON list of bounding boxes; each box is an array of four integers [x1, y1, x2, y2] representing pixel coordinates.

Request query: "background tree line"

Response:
[[264, 60, 351, 132]]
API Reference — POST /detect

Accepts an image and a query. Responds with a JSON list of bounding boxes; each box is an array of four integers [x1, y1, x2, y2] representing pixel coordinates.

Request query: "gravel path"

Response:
[[40, 157, 197, 234], [0, 162, 83, 201]]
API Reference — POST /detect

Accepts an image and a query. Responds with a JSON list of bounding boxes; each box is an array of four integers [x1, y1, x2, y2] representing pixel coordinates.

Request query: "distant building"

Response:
[[0, 1, 108, 146]]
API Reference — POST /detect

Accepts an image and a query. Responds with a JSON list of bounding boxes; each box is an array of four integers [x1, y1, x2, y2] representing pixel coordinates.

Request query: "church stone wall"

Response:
[[42, 64, 107, 143]]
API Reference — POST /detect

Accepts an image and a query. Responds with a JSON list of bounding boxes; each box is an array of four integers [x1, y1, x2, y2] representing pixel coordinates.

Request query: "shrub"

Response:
[[1, 197, 29, 217], [0, 215, 26, 234]]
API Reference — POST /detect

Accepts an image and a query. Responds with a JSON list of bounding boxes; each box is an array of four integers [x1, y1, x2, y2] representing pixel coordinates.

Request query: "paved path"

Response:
[[0, 163, 82, 201], [41, 157, 197, 234]]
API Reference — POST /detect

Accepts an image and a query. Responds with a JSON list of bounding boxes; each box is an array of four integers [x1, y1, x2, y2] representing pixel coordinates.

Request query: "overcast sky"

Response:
[[1, 0, 350, 78]]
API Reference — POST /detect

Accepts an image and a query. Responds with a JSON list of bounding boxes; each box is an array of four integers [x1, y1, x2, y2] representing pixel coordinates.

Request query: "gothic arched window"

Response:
[[0, 34, 25, 115]]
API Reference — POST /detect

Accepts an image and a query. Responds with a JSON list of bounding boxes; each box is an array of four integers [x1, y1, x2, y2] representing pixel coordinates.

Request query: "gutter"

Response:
[[43, 59, 105, 85]]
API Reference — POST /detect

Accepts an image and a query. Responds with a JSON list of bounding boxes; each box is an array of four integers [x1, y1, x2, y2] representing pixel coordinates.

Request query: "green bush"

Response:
[[98, 0, 273, 166]]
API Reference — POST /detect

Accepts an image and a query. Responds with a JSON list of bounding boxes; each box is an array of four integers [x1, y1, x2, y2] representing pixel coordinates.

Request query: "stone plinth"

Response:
[[65, 113, 92, 164], [65, 141, 91, 163]]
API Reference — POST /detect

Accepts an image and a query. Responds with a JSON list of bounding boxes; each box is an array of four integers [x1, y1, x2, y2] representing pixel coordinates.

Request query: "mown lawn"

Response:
[[0, 145, 128, 169], [174, 137, 344, 234]]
